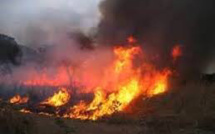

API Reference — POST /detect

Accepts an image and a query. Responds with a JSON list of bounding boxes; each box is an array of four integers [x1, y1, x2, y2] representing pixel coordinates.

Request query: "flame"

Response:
[[23, 66, 74, 86], [64, 79, 141, 120], [19, 37, 172, 120], [9, 95, 29, 104], [63, 45, 171, 120], [127, 36, 137, 44], [172, 45, 182, 61], [41, 88, 70, 107], [113, 46, 140, 73]]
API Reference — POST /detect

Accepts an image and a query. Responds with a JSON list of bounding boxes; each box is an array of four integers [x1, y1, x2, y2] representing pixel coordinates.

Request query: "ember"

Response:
[[172, 45, 182, 61], [10, 95, 29, 104]]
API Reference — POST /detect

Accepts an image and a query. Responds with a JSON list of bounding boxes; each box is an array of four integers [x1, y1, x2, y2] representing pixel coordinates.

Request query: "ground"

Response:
[[1, 83, 215, 134]]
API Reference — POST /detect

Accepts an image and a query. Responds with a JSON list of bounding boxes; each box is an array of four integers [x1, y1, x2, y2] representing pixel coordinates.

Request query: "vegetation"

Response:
[[0, 83, 215, 134]]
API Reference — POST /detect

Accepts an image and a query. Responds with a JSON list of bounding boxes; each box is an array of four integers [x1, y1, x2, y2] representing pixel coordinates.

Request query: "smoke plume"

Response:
[[98, 0, 215, 78], [0, 0, 215, 80], [0, 0, 101, 46]]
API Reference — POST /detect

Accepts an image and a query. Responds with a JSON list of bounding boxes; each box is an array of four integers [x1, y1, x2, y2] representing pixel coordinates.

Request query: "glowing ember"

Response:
[[127, 36, 137, 44], [20, 109, 32, 114], [38, 112, 54, 117], [9, 95, 29, 104], [41, 88, 70, 107], [172, 45, 182, 61]]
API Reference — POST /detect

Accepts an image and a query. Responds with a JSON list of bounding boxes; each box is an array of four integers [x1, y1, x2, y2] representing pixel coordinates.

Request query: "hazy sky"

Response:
[[0, 0, 101, 45]]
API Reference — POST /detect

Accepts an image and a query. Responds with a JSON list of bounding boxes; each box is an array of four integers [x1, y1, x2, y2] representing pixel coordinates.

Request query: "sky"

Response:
[[0, 0, 101, 45]]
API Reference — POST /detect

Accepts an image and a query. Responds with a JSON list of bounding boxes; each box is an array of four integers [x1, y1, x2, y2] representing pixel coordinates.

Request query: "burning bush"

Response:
[[9, 95, 29, 104]]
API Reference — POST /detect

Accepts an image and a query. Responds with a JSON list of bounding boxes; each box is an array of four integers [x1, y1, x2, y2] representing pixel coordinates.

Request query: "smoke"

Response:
[[0, 0, 101, 46], [0, 0, 215, 81], [98, 0, 215, 77], [0, 0, 114, 89], [0, 40, 114, 94]]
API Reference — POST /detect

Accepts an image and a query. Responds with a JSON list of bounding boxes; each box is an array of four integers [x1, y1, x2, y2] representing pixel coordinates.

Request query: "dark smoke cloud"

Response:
[[98, 0, 215, 77]]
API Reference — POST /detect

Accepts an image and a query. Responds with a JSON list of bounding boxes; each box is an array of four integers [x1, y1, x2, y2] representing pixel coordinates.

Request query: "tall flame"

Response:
[[63, 45, 171, 120], [19, 38, 172, 120]]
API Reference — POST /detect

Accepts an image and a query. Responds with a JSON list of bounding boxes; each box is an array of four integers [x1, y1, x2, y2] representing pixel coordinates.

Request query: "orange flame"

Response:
[[172, 45, 182, 61], [23, 66, 74, 86], [127, 36, 137, 44], [41, 88, 70, 107], [63, 45, 171, 120], [20, 37, 172, 120], [10, 95, 29, 104]]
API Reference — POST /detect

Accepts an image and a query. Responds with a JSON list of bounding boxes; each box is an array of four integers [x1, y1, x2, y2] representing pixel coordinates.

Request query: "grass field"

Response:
[[0, 83, 215, 134]]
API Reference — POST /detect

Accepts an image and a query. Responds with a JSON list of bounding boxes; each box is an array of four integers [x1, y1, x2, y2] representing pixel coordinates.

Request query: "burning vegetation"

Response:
[[41, 88, 71, 107], [9, 95, 29, 104], [62, 44, 171, 120], [3, 37, 176, 121], [0, 0, 214, 134], [0, 0, 215, 133]]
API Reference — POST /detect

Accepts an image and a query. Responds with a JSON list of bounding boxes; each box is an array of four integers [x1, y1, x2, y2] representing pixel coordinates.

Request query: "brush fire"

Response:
[[40, 88, 71, 107], [3, 37, 176, 121], [9, 95, 29, 104], [0, 0, 214, 133]]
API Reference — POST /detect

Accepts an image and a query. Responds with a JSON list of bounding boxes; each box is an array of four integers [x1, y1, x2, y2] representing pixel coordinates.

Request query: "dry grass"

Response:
[[134, 83, 215, 134], [0, 83, 215, 134], [0, 102, 35, 134]]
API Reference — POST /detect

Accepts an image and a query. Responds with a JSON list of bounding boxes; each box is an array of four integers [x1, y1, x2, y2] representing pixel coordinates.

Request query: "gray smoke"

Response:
[[98, 0, 215, 78], [0, 0, 101, 46], [0, 0, 215, 79]]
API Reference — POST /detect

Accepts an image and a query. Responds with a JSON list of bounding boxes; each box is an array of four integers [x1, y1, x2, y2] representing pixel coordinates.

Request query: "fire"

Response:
[[172, 45, 182, 61], [9, 95, 29, 104], [63, 45, 171, 120], [23, 66, 74, 86], [18, 37, 173, 120], [113, 46, 140, 73], [64, 79, 141, 120], [127, 36, 137, 44], [146, 70, 170, 96], [41, 88, 70, 107]]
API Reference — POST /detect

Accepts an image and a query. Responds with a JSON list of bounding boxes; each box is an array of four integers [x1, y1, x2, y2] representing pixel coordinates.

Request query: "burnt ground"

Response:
[[1, 83, 215, 134]]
